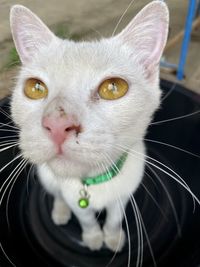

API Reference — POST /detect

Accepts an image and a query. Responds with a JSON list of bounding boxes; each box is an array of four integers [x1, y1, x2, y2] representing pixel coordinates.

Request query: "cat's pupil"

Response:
[[108, 82, 118, 92], [34, 82, 43, 92]]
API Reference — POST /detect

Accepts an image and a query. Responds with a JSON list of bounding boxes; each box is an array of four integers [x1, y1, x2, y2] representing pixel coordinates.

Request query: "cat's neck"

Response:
[[39, 141, 144, 181]]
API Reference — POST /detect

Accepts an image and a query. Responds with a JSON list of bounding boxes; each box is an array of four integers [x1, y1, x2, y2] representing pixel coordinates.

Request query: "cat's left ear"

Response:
[[10, 5, 57, 64], [115, 1, 169, 76]]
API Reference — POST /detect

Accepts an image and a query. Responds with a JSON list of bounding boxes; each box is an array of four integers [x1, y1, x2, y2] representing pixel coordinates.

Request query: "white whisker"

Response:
[[115, 144, 200, 206], [104, 196, 123, 267], [6, 159, 28, 228], [118, 196, 131, 267], [0, 158, 27, 206], [144, 169, 159, 190], [0, 135, 19, 140], [0, 154, 22, 173], [26, 164, 35, 196], [141, 181, 168, 220], [161, 82, 176, 102], [0, 122, 18, 130], [0, 143, 19, 153], [0, 157, 27, 265], [147, 164, 181, 236], [0, 141, 19, 147], [0, 107, 13, 121], [129, 193, 143, 267], [131, 195, 157, 267], [0, 242, 16, 267], [151, 110, 200, 125], [144, 138, 200, 159], [89, 27, 104, 39], [101, 153, 131, 266], [112, 0, 135, 37], [0, 128, 19, 133]]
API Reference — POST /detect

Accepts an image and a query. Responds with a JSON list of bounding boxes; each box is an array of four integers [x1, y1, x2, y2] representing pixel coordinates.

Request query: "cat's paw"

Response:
[[51, 207, 71, 225], [104, 229, 126, 252], [82, 230, 103, 251]]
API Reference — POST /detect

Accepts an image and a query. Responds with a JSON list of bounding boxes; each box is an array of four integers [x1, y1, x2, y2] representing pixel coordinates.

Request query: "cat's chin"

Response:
[[46, 156, 91, 178]]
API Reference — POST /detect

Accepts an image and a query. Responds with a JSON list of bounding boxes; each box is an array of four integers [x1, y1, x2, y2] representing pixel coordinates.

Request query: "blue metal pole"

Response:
[[177, 0, 197, 80]]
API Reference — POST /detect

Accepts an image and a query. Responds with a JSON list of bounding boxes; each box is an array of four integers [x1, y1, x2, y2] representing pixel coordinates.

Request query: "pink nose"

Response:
[[42, 116, 81, 146]]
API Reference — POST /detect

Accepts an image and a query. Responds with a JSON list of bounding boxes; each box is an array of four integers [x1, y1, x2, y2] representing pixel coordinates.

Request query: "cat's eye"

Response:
[[98, 78, 128, 100], [24, 78, 48, 100]]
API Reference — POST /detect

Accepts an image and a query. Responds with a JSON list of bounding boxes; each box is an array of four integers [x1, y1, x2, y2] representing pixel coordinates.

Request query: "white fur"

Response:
[[10, 1, 169, 251]]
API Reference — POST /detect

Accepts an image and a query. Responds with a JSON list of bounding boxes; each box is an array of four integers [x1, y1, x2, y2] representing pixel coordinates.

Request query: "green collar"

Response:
[[82, 153, 128, 186]]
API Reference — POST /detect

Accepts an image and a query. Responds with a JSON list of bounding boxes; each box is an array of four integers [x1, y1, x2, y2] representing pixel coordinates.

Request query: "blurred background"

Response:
[[0, 0, 200, 98]]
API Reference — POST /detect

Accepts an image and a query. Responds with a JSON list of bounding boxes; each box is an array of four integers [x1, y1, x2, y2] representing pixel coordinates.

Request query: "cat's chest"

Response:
[[38, 147, 145, 210], [38, 166, 126, 210]]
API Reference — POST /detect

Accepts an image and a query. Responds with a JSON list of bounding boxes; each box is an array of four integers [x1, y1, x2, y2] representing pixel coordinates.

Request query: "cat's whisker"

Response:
[[0, 141, 19, 147], [112, 0, 135, 37], [141, 181, 168, 221], [129, 195, 143, 267], [145, 155, 196, 213], [0, 158, 27, 206], [143, 169, 159, 194], [117, 195, 131, 267], [0, 153, 22, 173], [144, 138, 200, 159], [96, 164, 109, 221], [102, 152, 134, 267], [104, 152, 156, 267], [130, 195, 157, 267], [0, 107, 13, 121], [100, 153, 131, 266], [0, 157, 27, 246], [2, 60, 20, 70], [150, 110, 200, 125], [109, 142, 190, 229], [105, 148, 169, 266], [104, 199, 124, 267], [101, 153, 126, 247], [87, 152, 104, 221], [26, 163, 35, 196], [160, 82, 176, 102], [147, 164, 181, 236], [115, 143, 192, 192], [88, 27, 104, 39], [0, 128, 19, 133], [0, 142, 19, 153], [0, 135, 19, 140], [0, 242, 16, 267], [114, 144, 200, 206], [6, 159, 28, 228], [0, 122, 19, 130], [113, 133, 200, 160]]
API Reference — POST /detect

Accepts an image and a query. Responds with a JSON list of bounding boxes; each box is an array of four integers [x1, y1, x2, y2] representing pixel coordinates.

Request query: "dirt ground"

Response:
[[0, 0, 199, 98]]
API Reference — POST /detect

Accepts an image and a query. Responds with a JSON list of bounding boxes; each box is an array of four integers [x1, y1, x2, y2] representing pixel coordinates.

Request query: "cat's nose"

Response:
[[42, 115, 81, 146]]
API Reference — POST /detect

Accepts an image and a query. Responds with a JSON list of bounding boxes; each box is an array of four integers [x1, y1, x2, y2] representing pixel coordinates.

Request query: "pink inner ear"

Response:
[[10, 5, 55, 64], [115, 2, 169, 68], [144, 22, 168, 67]]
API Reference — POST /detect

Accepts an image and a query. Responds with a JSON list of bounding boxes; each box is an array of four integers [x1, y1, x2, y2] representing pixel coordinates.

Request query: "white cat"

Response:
[[10, 1, 169, 252]]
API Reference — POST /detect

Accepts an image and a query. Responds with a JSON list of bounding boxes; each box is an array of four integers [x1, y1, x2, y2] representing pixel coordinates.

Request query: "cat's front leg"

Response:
[[72, 207, 103, 251], [103, 197, 129, 252], [51, 196, 72, 225]]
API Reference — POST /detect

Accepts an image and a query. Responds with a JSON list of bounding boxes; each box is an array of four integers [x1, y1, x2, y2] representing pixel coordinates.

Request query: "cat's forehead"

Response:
[[33, 38, 132, 78]]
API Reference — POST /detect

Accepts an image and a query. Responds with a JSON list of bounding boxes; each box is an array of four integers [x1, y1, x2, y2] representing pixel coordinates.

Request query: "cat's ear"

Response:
[[10, 5, 57, 64], [115, 1, 169, 75]]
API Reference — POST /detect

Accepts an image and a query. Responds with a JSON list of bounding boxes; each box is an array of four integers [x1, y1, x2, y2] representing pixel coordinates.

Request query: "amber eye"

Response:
[[98, 78, 128, 100], [24, 78, 48, 100]]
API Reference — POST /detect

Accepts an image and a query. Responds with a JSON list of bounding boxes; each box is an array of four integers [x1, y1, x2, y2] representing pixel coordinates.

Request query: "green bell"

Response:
[[78, 198, 89, 208]]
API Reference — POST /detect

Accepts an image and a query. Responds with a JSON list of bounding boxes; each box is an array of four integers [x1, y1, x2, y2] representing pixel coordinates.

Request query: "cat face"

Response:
[[10, 2, 169, 178]]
